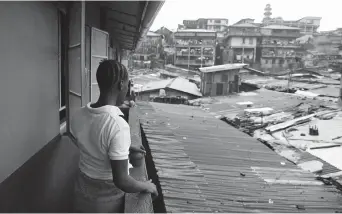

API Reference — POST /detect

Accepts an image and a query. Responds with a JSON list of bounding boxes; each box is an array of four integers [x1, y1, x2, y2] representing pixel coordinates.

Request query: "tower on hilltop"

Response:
[[263, 4, 272, 23]]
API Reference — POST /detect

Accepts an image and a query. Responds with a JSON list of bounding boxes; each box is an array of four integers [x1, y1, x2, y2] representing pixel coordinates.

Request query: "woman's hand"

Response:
[[129, 145, 146, 155], [143, 179, 158, 198]]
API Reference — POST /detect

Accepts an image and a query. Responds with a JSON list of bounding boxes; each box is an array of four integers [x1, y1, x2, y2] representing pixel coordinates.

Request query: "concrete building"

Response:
[[174, 29, 217, 70], [0, 1, 163, 212], [312, 29, 342, 55], [132, 31, 163, 68], [263, 17, 321, 35], [261, 4, 321, 35], [259, 25, 302, 72], [182, 18, 229, 39], [223, 23, 262, 64], [199, 64, 247, 96]]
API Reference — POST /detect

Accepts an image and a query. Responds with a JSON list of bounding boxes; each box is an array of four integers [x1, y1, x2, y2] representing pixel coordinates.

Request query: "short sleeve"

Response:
[[107, 117, 131, 160]]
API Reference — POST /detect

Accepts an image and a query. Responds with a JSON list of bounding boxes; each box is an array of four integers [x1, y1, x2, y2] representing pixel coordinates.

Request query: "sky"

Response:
[[150, 0, 342, 32]]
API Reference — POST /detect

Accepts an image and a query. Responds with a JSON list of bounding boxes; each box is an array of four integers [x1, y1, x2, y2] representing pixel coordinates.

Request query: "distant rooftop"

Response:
[[147, 31, 161, 37], [199, 63, 248, 73], [298, 16, 322, 21], [140, 77, 202, 97], [230, 23, 258, 28], [262, 25, 301, 30], [177, 29, 217, 33]]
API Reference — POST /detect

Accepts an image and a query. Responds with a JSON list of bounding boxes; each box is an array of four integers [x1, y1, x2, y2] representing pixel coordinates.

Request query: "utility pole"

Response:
[[242, 40, 245, 63], [200, 46, 203, 68], [287, 66, 292, 93], [339, 64, 342, 107], [188, 42, 190, 71]]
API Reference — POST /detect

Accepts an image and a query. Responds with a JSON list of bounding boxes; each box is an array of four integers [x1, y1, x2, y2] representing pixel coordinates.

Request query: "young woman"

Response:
[[70, 60, 157, 213]]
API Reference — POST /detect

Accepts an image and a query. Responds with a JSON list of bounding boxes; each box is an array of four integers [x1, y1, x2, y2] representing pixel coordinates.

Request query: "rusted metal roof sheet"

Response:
[[196, 89, 326, 119], [199, 63, 247, 73], [138, 102, 342, 213]]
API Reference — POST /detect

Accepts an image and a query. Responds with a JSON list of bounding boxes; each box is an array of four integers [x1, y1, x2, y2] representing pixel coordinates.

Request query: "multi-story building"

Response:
[[313, 33, 342, 55], [132, 31, 162, 68], [174, 29, 217, 70], [223, 23, 262, 64], [258, 25, 302, 72], [261, 4, 321, 35], [182, 18, 228, 39]]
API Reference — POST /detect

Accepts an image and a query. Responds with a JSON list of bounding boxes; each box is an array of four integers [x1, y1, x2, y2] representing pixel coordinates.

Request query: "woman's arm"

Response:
[[107, 117, 157, 195], [110, 159, 156, 194]]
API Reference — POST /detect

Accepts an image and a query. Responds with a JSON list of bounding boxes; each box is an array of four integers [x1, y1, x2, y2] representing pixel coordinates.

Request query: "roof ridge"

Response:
[[165, 77, 178, 88]]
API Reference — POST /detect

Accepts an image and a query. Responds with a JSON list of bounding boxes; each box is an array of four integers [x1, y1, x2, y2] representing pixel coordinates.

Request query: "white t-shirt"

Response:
[[70, 103, 131, 180]]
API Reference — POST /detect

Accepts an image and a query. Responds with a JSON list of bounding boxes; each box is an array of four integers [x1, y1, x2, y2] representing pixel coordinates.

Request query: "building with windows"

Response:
[[174, 29, 217, 70], [313, 33, 342, 55], [223, 23, 262, 64], [261, 4, 321, 35], [132, 31, 163, 68], [258, 25, 302, 72], [263, 17, 321, 35], [182, 18, 228, 39]]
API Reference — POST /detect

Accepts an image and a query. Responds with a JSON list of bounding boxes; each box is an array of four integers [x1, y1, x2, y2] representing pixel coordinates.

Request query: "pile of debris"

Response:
[[188, 97, 218, 107], [222, 102, 323, 136], [221, 101, 342, 180]]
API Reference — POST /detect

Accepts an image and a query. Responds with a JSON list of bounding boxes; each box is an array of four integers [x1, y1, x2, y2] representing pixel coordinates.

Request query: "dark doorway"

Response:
[[216, 83, 223, 95]]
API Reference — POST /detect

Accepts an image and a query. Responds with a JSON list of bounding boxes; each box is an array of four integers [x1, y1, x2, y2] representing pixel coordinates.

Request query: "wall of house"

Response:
[[229, 37, 257, 47], [212, 70, 239, 83], [201, 70, 239, 96], [0, 2, 60, 183]]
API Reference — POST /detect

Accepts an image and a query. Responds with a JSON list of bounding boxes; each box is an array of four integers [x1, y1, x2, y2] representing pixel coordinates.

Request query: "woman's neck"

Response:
[[91, 94, 118, 108]]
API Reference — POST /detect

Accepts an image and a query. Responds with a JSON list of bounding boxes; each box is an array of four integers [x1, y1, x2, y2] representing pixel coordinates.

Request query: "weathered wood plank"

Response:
[[124, 107, 153, 213]]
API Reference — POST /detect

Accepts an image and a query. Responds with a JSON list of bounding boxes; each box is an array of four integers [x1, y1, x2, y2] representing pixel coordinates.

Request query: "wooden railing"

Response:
[[124, 107, 153, 213]]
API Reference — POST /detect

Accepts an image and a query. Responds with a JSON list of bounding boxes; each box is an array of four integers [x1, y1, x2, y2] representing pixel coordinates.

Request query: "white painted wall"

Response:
[[230, 37, 257, 47], [0, 2, 59, 182]]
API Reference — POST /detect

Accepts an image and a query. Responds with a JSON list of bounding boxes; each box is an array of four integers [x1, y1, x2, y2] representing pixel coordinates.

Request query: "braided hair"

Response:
[[96, 60, 128, 93]]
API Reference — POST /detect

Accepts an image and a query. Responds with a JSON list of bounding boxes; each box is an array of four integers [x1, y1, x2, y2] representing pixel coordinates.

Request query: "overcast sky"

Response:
[[150, 0, 341, 32]]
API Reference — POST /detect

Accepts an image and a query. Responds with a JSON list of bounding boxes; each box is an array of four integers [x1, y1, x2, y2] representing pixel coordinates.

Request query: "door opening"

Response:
[[59, 10, 67, 124]]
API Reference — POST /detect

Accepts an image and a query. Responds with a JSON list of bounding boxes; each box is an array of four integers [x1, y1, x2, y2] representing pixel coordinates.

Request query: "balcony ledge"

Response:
[[124, 107, 153, 213]]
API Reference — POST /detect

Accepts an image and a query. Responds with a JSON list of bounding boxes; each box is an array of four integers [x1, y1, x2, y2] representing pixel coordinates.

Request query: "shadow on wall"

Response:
[[0, 136, 80, 212]]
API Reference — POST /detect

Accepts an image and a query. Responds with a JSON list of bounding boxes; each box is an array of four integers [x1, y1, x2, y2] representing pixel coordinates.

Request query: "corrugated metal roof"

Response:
[[138, 102, 342, 213], [199, 63, 248, 73], [231, 23, 258, 28], [193, 89, 325, 119], [141, 79, 171, 92], [311, 86, 340, 97], [140, 77, 202, 97], [147, 31, 161, 37], [262, 25, 301, 30], [168, 77, 202, 97]]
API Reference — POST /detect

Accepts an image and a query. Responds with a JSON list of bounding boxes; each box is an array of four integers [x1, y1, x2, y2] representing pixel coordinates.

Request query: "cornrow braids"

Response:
[[96, 59, 128, 93]]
